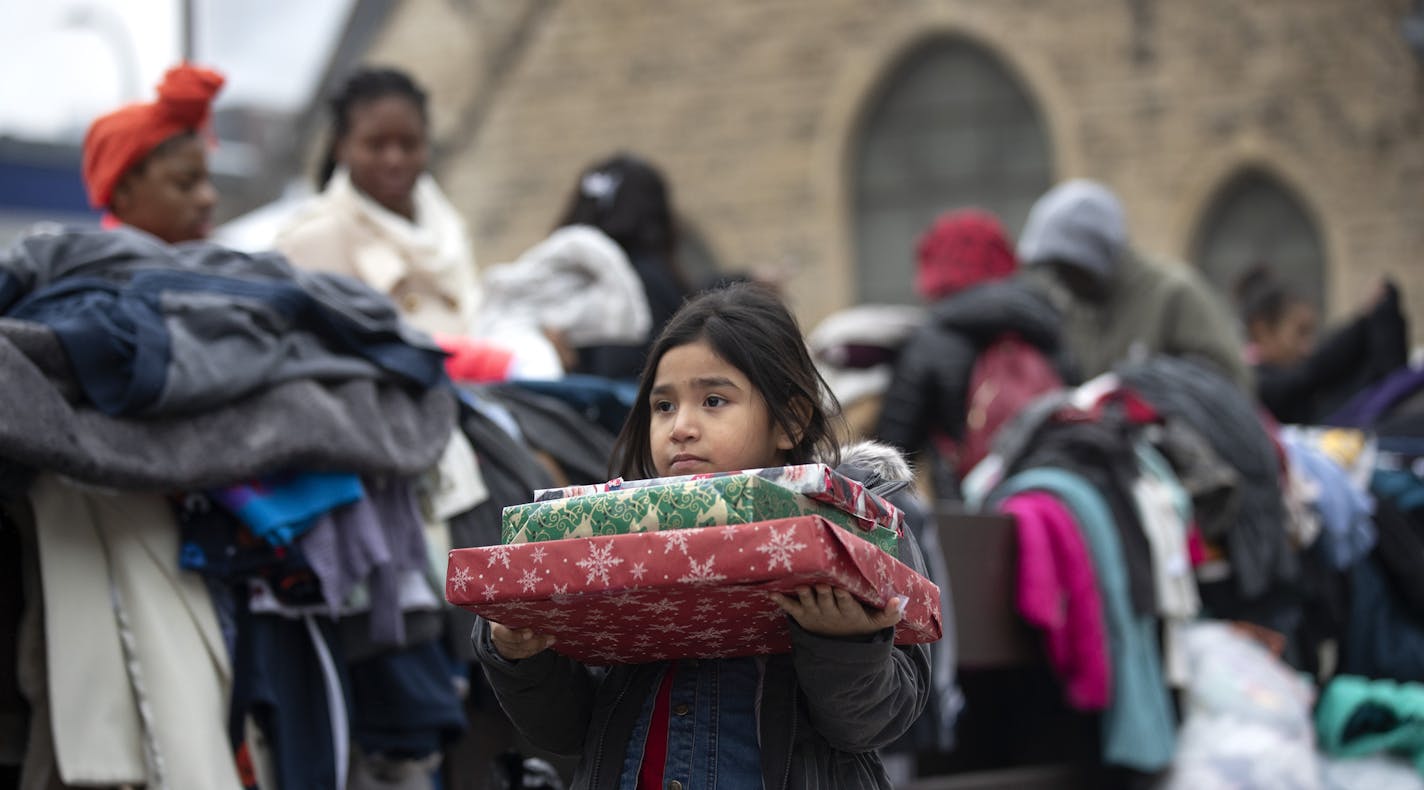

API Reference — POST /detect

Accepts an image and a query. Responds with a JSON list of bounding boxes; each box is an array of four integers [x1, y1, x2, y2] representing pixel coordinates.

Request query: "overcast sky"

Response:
[[0, 0, 353, 141]]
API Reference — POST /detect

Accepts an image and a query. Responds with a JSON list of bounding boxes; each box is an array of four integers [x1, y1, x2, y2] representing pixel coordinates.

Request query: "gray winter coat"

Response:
[[473, 443, 934, 789], [0, 226, 445, 416]]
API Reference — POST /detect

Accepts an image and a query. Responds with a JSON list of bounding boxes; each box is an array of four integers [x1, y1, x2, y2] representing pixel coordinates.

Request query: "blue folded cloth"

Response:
[[212, 471, 365, 546]]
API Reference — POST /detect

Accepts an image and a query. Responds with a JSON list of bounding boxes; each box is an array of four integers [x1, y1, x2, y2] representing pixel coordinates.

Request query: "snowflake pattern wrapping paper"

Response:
[[505, 465, 903, 555], [448, 515, 941, 665]]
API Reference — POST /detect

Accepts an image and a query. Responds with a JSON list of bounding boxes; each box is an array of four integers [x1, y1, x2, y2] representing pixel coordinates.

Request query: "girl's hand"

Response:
[[489, 621, 556, 660], [770, 585, 905, 638]]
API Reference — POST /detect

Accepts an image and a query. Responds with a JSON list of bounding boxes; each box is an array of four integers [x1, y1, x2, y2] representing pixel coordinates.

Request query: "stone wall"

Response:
[[368, 0, 1424, 341]]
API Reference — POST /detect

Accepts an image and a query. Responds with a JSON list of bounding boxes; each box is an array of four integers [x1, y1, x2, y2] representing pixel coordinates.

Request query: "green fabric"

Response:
[[1059, 251, 1249, 390], [501, 475, 899, 554], [1316, 674, 1424, 773]]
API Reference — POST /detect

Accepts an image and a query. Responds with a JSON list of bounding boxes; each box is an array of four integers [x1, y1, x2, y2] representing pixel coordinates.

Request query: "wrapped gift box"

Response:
[[505, 464, 903, 555], [448, 515, 941, 665]]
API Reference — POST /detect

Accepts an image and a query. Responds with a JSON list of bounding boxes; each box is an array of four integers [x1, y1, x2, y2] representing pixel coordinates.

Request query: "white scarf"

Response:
[[324, 167, 482, 333]]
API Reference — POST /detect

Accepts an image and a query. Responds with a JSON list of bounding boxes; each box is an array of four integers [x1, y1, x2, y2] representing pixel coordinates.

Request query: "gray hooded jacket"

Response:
[[1018, 180, 1249, 389]]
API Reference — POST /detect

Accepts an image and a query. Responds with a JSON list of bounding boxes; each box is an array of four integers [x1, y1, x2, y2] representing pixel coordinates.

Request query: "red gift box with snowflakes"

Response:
[[445, 515, 942, 664]]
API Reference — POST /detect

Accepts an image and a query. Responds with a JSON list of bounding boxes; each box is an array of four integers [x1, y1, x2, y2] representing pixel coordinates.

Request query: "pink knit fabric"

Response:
[[1000, 491, 1112, 710]]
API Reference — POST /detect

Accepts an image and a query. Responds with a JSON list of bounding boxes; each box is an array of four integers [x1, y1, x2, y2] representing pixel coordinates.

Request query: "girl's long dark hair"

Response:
[[316, 67, 429, 189], [611, 282, 843, 479]]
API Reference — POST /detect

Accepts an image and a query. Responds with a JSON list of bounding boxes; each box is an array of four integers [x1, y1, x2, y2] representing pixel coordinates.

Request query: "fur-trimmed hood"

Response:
[[833, 440, 915, 500], [838, 440, 913, 483]]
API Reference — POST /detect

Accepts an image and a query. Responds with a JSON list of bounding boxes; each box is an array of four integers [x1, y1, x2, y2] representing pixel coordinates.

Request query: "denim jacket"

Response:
[[614, 657, 762, 789]]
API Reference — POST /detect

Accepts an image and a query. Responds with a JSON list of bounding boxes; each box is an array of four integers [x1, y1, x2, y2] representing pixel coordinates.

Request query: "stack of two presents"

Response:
[[445, 464, 943, 664]]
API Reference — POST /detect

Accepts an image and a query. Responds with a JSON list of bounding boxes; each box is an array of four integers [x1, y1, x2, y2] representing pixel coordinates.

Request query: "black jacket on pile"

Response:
[[1118, 356, 1296, 602], [874, 278, 1067, 463]]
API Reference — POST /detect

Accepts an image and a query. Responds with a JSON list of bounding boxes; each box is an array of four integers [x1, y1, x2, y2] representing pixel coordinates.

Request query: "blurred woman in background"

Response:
[[1237, 263, 1408, 424], [276, 66, 483, 340]]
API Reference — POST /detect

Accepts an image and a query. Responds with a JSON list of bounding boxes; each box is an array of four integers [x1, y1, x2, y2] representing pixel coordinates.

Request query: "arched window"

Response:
[[1191, 170, 1327, 315], [853, 38, 1053, 304]]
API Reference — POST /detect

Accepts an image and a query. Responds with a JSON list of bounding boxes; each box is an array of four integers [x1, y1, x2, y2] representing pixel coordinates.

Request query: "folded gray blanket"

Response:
[[0, 319, 455, 492], [1, 226, 447, 417]]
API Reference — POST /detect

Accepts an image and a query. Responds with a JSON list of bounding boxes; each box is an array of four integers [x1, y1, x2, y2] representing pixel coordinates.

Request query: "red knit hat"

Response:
[[82, 63, 225, 209], [915, 209, 1018, 301]]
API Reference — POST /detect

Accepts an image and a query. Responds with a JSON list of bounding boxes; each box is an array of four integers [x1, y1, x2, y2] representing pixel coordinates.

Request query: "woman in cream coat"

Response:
[[277, 67, 482, 340]]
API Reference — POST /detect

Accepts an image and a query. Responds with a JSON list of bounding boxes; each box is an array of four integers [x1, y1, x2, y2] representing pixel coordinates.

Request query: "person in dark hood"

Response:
[[1018, 179, 1250, 390], [875, 209, 1069, 496]]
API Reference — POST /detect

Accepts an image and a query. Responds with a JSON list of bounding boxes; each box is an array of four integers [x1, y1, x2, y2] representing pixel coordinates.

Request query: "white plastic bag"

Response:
[[1162, 621, 1324, 790]]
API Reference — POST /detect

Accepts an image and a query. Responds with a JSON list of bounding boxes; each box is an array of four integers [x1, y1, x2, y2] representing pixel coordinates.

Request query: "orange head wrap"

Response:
[[81, 63, 226, 209]]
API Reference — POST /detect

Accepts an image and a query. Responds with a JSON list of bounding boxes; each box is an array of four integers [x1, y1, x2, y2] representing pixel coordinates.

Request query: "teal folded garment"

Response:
[[1373, 468, 1424, 513], [1316, 674, 1424, 774], [212, 471, 366, 546]]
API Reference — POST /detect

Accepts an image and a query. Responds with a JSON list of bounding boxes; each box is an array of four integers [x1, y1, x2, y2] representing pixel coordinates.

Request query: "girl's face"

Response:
[[337, 95, 428, 217], [111, 135, 216, 244], [649, 339, 793, 477], [1251, 301, 1318, 367]]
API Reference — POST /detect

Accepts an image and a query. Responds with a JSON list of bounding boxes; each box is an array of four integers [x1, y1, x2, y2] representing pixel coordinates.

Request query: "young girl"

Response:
[[474, 283, 932, 789]]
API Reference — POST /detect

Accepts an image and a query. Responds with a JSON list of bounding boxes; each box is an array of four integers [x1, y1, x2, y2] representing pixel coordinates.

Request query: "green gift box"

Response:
[[501, 474, 900, 554]]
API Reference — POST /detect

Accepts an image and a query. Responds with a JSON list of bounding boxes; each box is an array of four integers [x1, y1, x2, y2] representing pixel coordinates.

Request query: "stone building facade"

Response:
[[367, 0, 1424, 341]]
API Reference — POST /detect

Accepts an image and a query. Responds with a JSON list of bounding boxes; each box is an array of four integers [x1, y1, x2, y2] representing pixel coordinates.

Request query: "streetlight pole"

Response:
[[179, 0, 194, 61]]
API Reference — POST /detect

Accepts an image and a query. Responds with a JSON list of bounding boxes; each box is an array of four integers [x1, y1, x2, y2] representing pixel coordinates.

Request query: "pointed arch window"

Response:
[[1191, 169, 1327, 314], [853, 38, 1053, 304]]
